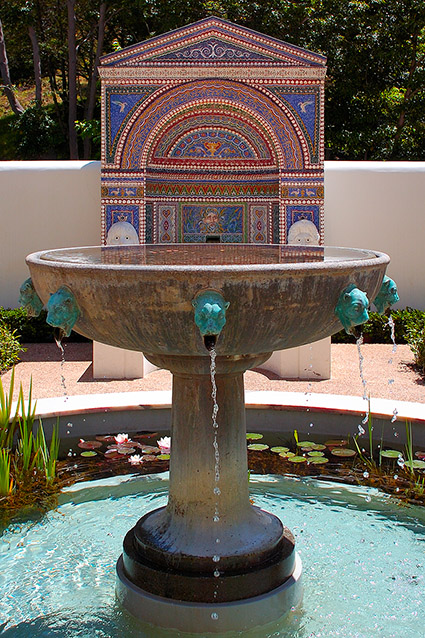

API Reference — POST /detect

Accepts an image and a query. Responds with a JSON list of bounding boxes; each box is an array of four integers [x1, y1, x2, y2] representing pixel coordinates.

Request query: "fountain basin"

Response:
[[26, 244, 389, 358], [1, 473, 424, 637]]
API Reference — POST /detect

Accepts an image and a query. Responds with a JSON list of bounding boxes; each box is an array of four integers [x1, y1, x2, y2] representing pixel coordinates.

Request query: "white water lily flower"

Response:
[[157, 436, 171, 453], [129, 454, 143, 465], [115, 433, 130, 444]]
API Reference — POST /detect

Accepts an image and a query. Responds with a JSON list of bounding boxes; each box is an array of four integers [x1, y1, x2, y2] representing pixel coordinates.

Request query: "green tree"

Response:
[[1, 0, 424, 160]]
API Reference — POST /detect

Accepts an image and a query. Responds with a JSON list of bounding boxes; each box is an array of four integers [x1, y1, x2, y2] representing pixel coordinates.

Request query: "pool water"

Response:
[[0, 473, 424, 637]]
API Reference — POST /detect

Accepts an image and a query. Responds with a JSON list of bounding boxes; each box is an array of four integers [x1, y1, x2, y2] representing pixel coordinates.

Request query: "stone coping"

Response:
[[20, 391, 425, 425]]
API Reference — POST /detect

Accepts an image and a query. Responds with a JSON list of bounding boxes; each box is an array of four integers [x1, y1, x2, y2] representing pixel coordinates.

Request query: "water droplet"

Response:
[[393, 474, 398, 480], [67, 451, 72, 457], [388, 379, 394, 385], [211, 612, 218, 621], [213, 515, 220, 523], [214, 487, 221, 495], [394, 431, 399, 438], [365, 495, 371, 503], [391, 408, 398, 423], [67, 422, 73, 428], [395, 487, 400, 493], [66, 431, 70, 435], [215, 538, 220, 543], [214, 570, 220, 578], [358, 425, 365, 435], [213, 555, 220, 563], [397, 456, 405, 468], [309, 422, 314, 428], [363, 471, 369, 478]]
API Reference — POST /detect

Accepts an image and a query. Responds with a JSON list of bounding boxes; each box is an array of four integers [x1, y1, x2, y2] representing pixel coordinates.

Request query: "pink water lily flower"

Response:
[[157, 436, 171, 454], [129, 454, 143, 465], [115, 433, 130, 444]]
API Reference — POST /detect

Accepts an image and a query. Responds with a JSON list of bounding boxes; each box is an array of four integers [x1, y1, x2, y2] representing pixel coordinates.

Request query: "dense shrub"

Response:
[[331, 308, 425, 345], [0, 307, 88, 343], [406, 316, 425, 373], [0, 323, 23, 372]]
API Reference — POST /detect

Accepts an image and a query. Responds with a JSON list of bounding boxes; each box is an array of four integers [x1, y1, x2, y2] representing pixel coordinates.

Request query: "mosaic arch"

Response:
[[99, 16, 326, 244]]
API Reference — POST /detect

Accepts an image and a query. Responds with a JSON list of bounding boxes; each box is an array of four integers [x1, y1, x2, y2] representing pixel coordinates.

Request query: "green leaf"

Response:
[[279, 451, 295, 459], [331, 448, 356, 457], [405, 460, 425, 470], [246, 433, 263, 440], [380, 450, 402, 459], [288, 455, 307, 463], [247, 443, 269, 451], [308, 457, 329, 465]]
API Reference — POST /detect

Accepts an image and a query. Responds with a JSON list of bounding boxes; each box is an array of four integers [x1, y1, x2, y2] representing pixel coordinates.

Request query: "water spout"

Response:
[[335, 284, 369, 334], [373, 276, 399, 314], [19, 277, 44, 317], [192, 290, 230, 345], [46, 286, 80, 337], [204, 334, 217, 351]]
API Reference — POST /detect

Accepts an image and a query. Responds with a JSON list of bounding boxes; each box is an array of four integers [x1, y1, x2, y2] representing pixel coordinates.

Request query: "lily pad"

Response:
[[380, 450, 402, 459], [308, 456, 329, 465], [288, 455, 307, 463], [301, 444, 327, 452], [80, 450, 97, 457], [279, 451, 295, 459], [331, 448, 356, 457], [95, 435, 116, 442], [157, 454, 170, 460], [307, 451, 325, 457], [325, 439, 348, 448], [246, 433, 263, 440], [140, 445, 161, 454], [247, 444, 269, 451], [142, 454, 157, 462], [78, 440, 102, 449], [297, 441, 316, 448], [270, 446, 290, 454], [117, 447, 136, 455], [404, 460, 425, 470], [104, 450, 122, 460]]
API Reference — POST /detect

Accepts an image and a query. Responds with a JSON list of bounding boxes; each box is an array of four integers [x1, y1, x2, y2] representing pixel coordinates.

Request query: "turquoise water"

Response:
[[0, 473, 424, 637]]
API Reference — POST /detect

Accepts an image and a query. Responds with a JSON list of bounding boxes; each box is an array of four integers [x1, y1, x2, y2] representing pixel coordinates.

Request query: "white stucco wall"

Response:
[[0, 160, 423, 309], [324, 162, 425, 310], [0, 161, 100, 309]]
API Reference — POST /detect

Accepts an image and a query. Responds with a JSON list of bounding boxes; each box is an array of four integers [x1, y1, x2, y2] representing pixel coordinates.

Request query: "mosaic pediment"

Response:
[[100, 17, 326, 68]]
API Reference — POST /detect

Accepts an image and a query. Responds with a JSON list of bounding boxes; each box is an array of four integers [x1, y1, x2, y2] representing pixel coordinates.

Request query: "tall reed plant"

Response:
[[0, 372, 61, 509]]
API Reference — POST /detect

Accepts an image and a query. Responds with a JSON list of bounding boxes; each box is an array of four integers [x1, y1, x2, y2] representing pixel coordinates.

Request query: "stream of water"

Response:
[[209, 347, 221, 617]]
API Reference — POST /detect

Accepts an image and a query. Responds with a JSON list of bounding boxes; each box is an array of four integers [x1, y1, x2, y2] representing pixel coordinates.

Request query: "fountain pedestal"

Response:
[[116, 352, 303, 632]]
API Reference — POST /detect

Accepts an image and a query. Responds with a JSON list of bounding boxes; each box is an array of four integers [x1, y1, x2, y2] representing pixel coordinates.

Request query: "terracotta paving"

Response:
[[1, 342, 423, 405]]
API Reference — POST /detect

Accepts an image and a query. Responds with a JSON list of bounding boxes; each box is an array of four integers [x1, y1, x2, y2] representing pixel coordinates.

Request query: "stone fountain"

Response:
[[24, 242, 392, 633]]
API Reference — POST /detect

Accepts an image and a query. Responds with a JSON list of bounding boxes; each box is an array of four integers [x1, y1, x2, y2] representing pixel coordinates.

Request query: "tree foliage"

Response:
[[0, 0, 424, 160]]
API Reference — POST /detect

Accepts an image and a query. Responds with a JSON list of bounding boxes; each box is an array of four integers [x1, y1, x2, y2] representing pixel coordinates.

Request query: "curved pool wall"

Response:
[[1, 473, 424, 637], [27, 390, 425, 453]]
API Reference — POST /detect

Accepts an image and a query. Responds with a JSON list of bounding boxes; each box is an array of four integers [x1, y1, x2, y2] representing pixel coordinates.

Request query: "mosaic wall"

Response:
[[99, 17, 326, 244]]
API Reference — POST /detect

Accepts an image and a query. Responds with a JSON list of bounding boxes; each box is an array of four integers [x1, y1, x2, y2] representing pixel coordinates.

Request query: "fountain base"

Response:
[[116, 552, 302, 633]]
